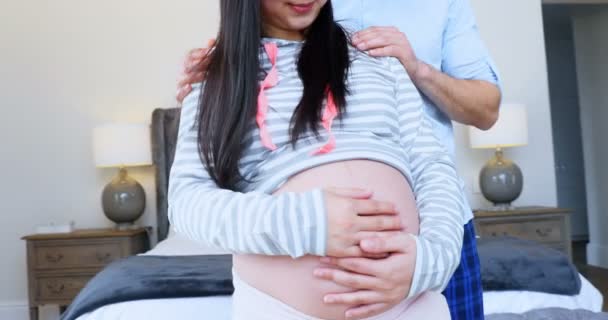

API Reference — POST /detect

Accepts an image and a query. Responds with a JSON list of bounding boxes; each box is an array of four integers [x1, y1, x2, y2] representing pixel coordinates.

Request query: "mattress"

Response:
[[75, 274, 602, 320], [76, 296, 232, 320], [75, 234, 604, 320]]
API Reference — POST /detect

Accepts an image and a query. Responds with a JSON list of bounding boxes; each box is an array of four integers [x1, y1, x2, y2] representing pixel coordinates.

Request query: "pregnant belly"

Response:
[[234, 160, 419, 320]]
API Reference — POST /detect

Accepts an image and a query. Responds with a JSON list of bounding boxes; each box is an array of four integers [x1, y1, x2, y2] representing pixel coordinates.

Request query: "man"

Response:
[[176, 1, 501, 319]]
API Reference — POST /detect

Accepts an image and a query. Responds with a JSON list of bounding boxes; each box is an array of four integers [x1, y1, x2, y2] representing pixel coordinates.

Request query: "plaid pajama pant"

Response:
[[442, 220, 485, 320]]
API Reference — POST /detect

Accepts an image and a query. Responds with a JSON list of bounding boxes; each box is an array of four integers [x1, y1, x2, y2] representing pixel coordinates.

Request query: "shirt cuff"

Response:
[[307, 188, 328, 256], [406, 235, 426, 299]]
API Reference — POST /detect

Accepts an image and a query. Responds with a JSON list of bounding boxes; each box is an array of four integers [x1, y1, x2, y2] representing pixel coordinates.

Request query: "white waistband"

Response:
[[231, 269, 414, 320]]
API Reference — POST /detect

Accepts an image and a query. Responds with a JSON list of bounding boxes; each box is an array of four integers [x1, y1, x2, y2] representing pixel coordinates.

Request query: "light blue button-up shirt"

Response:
[[334, 0, 501, 155], [334, 0, 500, 224]]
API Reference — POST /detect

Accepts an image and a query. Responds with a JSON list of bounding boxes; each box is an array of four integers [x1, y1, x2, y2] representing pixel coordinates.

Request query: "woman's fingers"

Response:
[[361, 252, 390, 259], [341, 245, 365, 258], [324, 189, 400, 257], [357, 215, 402, 232], [314, 268, 383, 291], [323, 290, 386, 306], [319, 257, 377, 276], [354, 199, 397, 216], [360, 233, 416, 254], [355, 232, 404, 257], [355, 231, 403, 241]]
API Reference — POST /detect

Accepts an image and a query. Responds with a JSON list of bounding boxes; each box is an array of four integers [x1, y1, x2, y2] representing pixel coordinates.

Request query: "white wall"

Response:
[[0, 0, 557, 319], [572, 6, 608, 268], [457, 0, 558, 209], [0, 1, 220, 319]]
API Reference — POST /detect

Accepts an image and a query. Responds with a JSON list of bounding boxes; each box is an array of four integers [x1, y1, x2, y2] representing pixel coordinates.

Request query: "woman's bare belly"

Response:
[[234, 160, 419, 320]]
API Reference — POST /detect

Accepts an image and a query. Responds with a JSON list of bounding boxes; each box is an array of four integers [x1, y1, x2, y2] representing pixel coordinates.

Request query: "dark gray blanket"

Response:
[[486, 308, 608, 320], [60, 255, 233, 320], [478, 237, 581, 295]]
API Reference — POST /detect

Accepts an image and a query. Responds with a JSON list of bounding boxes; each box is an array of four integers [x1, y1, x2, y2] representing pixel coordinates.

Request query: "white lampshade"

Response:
[[93, 123, 152, 168], [469, 103, 529, 149]]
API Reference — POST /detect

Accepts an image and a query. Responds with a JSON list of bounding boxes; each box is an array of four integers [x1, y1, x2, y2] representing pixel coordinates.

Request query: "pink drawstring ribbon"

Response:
[[312, 87, 338, 155], [257, 42, 279, 151], [257, 42, 337, 155]]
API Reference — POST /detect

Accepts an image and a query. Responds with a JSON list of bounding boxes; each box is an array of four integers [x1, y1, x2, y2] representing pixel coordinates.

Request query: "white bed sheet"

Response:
[[484, 274, 603, 315], [75, 234, 604, 320], [76, 296, 232, 320]]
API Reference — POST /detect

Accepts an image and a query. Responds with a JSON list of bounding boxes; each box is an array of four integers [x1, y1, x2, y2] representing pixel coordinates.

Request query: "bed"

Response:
[[74, 233, 604, 320], [68, 108, 604, 320]]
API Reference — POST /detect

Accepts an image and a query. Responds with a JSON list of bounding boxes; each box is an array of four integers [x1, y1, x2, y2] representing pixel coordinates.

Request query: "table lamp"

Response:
[[93, 123, 152, 229], [469, 103, 528, 210]]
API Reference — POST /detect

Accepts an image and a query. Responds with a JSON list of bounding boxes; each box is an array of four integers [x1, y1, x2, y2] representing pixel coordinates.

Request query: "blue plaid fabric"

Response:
[[442, 221, 484, 320]]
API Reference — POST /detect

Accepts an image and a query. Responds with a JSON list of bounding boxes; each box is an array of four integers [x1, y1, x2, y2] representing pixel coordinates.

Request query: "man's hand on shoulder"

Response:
[[352, 27, 422, 81], [176, 38, 216, 103]]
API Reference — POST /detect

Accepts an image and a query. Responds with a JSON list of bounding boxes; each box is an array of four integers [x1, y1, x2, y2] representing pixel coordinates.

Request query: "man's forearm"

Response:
[[412, 61, 501, 130]]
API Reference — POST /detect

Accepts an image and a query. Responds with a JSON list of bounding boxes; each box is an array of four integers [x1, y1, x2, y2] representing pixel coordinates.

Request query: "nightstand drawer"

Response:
[[24, 228, 150, 317], [37, 276, 92, 301], [476, 218, 563, 243], [34, 242, 122, 270]]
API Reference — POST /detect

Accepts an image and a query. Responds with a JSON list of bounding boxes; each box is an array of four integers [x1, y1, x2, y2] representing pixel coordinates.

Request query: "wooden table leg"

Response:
[[29, 307, 38, 320]]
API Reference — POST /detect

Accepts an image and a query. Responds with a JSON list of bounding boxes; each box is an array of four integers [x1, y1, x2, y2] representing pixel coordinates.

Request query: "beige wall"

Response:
[[458, 0, 557, 209], [573, 6, 608, 268], [0, 0, 557, 319], [0, 1, 220, 318]]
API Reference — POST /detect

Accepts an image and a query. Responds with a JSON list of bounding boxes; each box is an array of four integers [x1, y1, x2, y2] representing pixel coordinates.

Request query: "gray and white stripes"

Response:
[[168, 38, 466, 299]]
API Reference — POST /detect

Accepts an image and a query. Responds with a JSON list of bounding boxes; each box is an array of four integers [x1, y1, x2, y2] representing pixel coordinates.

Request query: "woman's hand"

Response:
[[314, 232, 417, 319], [323, 188, 402, 258], [176, 38, 216, 103], [352, 27, 421, 81]]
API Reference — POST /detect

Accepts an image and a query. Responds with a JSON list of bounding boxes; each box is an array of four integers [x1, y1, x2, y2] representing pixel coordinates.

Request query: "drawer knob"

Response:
[[96, 252, 112, 263], [47, 283, 65, 295], [45, 253, 64, 263], [536, 228, 552, 237]]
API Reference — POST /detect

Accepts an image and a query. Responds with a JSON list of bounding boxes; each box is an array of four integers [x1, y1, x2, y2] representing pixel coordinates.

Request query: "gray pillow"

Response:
[[478, 236, 581, 295], [486, 308, 608, 320]]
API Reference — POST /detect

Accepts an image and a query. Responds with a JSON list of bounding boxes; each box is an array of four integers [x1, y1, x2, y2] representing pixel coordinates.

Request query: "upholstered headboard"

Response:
[[151, 108, 181, 242]]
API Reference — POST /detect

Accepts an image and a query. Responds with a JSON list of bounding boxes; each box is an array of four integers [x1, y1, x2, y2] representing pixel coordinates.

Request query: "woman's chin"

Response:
[[284, 16, 318, 31]]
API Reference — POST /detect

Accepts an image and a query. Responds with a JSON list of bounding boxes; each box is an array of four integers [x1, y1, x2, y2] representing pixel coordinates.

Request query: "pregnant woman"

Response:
[[169, 0, 466, 319]]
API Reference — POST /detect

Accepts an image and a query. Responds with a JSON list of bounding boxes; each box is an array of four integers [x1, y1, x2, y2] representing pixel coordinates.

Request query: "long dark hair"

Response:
[[198, 0, 350, 190]]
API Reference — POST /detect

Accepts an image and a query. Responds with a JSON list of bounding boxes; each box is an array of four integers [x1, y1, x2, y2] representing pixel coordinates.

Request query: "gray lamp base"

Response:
[[484, 203, 515, 212], [480, 148, 523, 209], [114, 222, 140, 231], [102, 167, 146, 228]]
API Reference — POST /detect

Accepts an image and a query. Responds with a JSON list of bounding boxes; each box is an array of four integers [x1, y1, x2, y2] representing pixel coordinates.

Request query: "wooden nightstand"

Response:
[[474, 207, 572, 259], [22, 228, 150, 320]]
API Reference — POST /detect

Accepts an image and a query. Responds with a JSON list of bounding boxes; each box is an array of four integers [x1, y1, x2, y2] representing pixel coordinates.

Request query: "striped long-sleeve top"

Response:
[[168, 38, 466, 298]]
